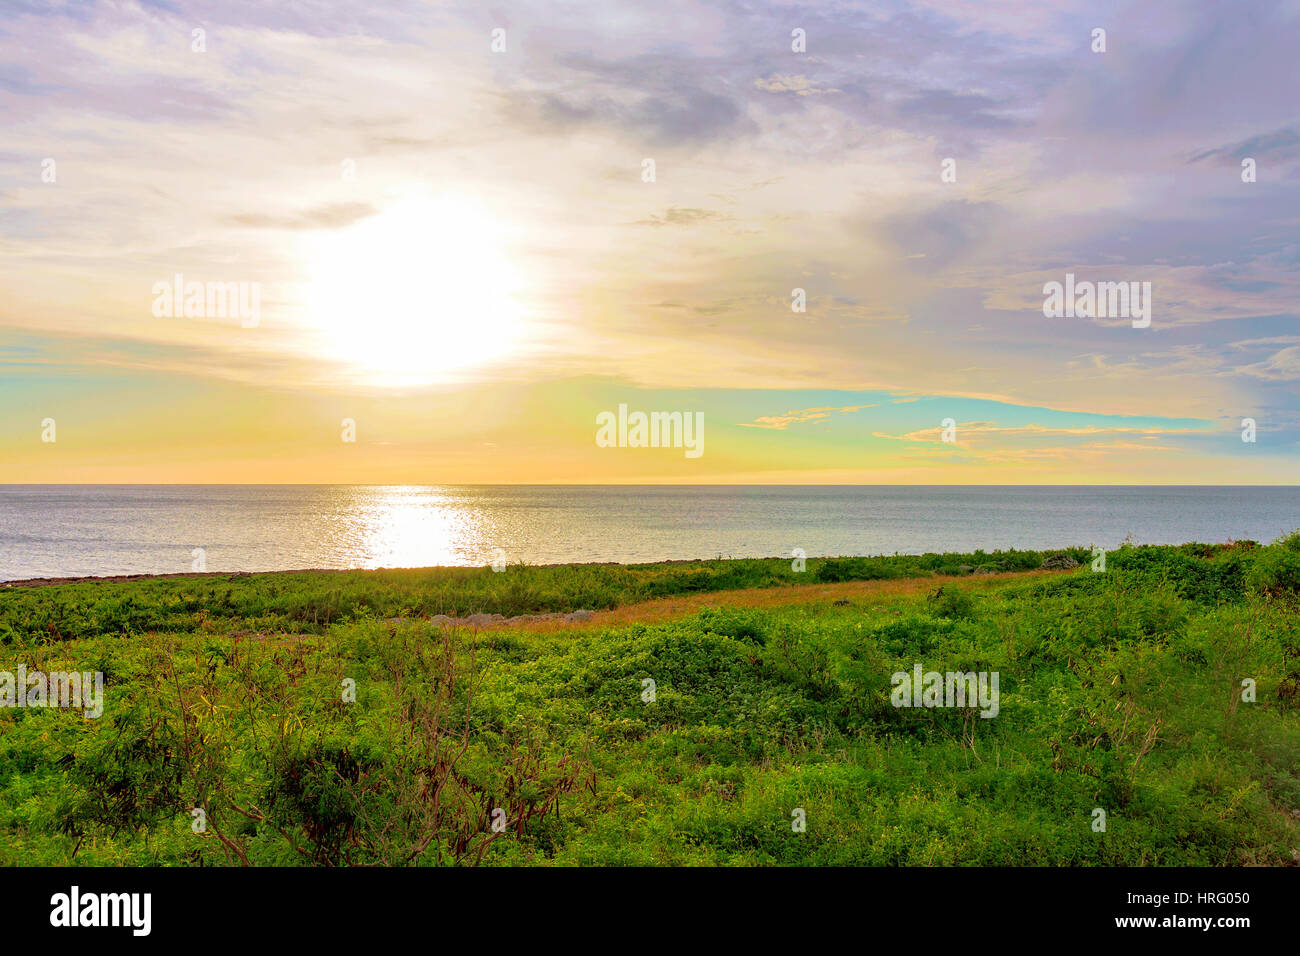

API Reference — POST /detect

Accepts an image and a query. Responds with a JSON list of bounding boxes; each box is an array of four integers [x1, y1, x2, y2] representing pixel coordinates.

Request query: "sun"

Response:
[[304, 192, 527, 386]]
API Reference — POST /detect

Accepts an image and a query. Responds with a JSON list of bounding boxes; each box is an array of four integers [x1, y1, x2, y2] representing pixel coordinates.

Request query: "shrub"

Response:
[[927, 586, 976, 620], [813, 558, 899, 583], [1245, 546, 1300, 597]]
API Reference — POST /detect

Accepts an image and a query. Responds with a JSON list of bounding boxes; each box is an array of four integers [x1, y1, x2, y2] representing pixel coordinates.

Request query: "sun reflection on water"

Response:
[[352, 487, 488, 569]]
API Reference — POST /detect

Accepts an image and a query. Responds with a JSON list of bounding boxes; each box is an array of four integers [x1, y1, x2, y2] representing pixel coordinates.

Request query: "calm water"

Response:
[[0, 485, 1297, 582]]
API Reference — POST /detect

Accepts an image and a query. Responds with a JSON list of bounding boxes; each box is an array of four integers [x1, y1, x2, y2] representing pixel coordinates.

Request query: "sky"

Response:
[[1, 0, 1298, 484]]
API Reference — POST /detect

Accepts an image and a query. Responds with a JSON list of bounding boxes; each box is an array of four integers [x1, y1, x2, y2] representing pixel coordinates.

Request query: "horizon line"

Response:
[[3, 482, 1300, 489]]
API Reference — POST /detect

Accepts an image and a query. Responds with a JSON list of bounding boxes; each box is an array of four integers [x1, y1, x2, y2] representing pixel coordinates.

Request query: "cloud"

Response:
[[739, 404, 877, 429], [229, 202, 378, 230], [880, 200, 1008, 271], [501, 68, 756, 147], [754, 74, 841, 96], [1, 0, 1298, 482], [896, 88, 1019, 130], [633, 207, 734, 227], [1236, 345, 1300, 381], [875, 422, 1208, 443], [1187, 127, 1300, 166]]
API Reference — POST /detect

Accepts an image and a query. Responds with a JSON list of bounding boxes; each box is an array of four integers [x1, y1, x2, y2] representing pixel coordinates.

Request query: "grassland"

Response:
[[1, 539, 1298, 866]]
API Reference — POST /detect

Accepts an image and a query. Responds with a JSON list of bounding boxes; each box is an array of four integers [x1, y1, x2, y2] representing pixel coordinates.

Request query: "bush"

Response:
[[813, 558, 900, 583], [927, 586, 976, 619], [1246, 545, 1300, 597]]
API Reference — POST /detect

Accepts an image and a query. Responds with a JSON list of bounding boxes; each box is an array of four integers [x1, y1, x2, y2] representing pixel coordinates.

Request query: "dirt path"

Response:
[[451, 568, 1056, 634]]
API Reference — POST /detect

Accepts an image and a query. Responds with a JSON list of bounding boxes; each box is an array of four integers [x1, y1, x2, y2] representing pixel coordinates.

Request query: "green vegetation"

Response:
[[0, 546, 1072, 645], [1, 538, 1297, 866]]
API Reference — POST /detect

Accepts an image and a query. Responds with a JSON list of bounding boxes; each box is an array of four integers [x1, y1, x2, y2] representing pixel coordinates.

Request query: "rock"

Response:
[[564, 609, 595, 622], [1040, 552, 1078, 570], [974, 566, 997, 575], [957, 565, 975, 575]]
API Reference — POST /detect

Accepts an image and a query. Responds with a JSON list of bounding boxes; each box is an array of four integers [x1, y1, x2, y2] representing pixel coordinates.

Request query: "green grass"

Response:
[[1, 537, 1297, 866], [0, 545, 1073, 644]]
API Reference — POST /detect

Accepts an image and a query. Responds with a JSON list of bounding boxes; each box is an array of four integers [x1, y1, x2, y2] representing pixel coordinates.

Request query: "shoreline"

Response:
[[0, 556, 757, 589], [0, 550, 1078, 590]]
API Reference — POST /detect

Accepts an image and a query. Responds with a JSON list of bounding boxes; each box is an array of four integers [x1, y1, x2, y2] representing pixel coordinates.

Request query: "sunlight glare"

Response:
[[305, 193, 527, 386]]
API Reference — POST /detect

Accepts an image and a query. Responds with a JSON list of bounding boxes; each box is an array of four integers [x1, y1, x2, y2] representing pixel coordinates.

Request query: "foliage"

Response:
[[2, 536, 1298, 866]]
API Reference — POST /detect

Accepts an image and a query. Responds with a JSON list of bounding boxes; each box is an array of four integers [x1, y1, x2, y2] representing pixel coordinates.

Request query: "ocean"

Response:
[[1, 484, 1297, 582]]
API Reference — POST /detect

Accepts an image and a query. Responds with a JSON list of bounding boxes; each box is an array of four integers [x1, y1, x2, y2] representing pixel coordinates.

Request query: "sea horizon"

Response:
[[4, 483, 1298, 583], [4, 483, 1300, 487]]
